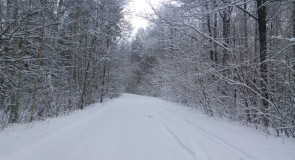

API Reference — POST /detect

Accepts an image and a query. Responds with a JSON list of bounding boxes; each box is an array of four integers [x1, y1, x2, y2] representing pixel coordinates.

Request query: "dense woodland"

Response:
[[127, 0, 295, 137], [1, 0, 295, 138], [0, 0, 131, 127]]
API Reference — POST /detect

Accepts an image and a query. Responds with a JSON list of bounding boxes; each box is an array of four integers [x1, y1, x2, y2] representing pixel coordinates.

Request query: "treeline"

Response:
[[0, 0, 130, 127], [128, 0, 295, 137]]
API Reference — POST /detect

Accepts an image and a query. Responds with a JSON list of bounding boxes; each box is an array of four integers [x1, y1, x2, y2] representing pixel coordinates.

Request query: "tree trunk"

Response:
[[9, 38, 19, 123], [5, 0, 11, 54], [80, 58, 90, 110], [206, 2, 214, 63], [30, 5, 46, 122], [100, 59, 107, 103], [213, 1, 218, 64], [243, 0, 251, 123], [221, 7, 231, 66], [8, 0, 19, 123], [293, 1, 295, 73], [292, 0, 295, 132], [256, 0, 268, 127]]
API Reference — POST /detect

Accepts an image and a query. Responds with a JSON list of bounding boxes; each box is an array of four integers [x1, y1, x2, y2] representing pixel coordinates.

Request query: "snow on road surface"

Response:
[[1, 94, 295, 160]]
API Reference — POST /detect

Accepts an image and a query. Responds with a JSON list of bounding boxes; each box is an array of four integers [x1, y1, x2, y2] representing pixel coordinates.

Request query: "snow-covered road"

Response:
[[1, 94, 295, 160]]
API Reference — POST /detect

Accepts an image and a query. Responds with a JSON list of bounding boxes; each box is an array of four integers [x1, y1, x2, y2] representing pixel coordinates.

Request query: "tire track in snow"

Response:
[[146, 100, 197, 160], [154, 105, 209, 160], [155, 106, 211, 160], [159, 118, 198, 160], [159, 106, 256, 160]]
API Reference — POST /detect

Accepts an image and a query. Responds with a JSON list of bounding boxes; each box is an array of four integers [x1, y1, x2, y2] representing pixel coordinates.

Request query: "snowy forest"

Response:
[[1, 0, 295, 138]]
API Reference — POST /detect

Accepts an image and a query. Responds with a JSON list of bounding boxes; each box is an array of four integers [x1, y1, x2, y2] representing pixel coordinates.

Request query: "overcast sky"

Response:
[[128, 0, 165, 34]]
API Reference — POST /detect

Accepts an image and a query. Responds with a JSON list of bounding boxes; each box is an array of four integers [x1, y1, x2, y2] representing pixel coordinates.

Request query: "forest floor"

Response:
[[1, 94, 295, 160]]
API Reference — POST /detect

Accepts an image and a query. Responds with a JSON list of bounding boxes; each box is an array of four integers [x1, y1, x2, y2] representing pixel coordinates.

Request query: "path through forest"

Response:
[[1, 94, 294, 160]]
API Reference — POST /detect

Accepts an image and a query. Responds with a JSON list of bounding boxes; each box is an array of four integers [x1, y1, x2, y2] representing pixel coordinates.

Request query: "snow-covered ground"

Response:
[[1, 94, 294, 160]]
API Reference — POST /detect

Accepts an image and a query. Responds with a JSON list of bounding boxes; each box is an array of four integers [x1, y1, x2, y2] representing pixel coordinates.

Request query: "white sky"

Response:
[[128, 0, 165, 34]]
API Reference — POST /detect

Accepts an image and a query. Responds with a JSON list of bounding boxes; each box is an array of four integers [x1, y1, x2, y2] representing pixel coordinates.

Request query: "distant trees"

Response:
[[129, 0, 295, 137], [126, 27, 156, 94], [0, 0, 130, 127]]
